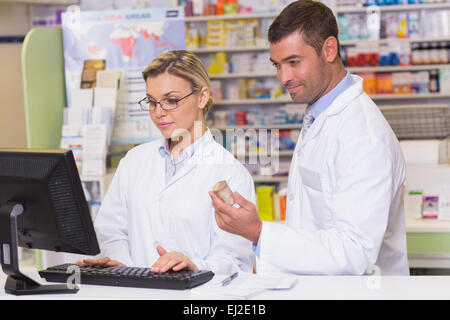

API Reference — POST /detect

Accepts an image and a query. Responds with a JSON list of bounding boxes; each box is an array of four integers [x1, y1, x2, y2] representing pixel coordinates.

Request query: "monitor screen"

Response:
[[0, 148, 100, 255]]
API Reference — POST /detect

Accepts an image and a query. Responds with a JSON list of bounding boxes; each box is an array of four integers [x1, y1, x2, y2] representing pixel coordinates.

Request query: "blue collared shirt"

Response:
[[308, 71, 355, 120], [159, 129, 208, 184], [252, 71, 355, 255]]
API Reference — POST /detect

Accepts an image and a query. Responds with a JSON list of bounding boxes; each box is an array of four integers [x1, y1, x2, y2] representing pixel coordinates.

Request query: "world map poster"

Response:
[[61, 7, 186, 144]]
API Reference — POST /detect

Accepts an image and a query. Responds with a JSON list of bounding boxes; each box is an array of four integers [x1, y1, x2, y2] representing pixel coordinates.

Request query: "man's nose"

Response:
[[277, 65, 293, 87]]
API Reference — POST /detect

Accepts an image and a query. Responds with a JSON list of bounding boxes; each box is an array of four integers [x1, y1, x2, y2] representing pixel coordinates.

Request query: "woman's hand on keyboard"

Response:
[[83, 257, 126, 267], [151, 245, 198, 273]]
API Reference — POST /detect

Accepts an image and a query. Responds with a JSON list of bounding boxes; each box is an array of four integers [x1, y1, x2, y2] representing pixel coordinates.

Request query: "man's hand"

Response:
[[209, 191, 262, 244], [151, 245, 198, 272], [83, 257, 125, 267]]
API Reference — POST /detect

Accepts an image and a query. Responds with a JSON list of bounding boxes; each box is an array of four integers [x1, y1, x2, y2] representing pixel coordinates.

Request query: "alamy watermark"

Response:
[[66, 264, 81, 290], [365, 264, 382, 290], [171, 121, 281, 175]]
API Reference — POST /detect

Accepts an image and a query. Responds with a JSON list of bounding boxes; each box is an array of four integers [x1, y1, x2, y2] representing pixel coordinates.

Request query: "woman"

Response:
[[85, 50, 255, 275]]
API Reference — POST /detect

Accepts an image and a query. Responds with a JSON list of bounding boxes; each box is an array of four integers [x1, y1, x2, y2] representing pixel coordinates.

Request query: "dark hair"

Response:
[[268, 0, 340, 57]]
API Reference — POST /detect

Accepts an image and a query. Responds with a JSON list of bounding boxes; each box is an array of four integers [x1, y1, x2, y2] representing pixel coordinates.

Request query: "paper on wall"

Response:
[[61, 124, 83, 171], [96, 70, 121, 88], [82, 124, 108, 176], [71, 88, 93, 108], [94, 87, 118, 111]]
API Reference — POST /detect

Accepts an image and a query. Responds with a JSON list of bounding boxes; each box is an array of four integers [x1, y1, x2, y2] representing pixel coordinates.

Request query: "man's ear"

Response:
[[322, 36, 340, 63]]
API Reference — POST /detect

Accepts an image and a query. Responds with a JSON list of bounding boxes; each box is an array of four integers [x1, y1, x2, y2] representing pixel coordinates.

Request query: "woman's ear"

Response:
[[198, 86, 210, 111]]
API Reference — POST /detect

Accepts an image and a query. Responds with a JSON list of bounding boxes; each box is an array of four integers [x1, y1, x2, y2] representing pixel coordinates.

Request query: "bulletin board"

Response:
[[61, 6, 186, 144]]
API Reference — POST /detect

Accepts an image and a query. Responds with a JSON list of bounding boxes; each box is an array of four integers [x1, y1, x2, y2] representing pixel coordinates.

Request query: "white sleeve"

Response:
[[258, 136, 396, 275], [93, 157, 134, 266], [191, 169, 256, 275]]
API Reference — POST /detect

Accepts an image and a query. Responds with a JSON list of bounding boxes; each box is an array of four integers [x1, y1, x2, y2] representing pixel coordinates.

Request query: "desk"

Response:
[[2, 270, 450, 300], [96, 167, 450, 269], [406, 218, 450, 268]]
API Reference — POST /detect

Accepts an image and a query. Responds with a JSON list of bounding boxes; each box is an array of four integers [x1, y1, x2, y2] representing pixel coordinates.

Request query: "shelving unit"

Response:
[[370, 93, 450, 100], [191, 44, 269, 53], [191, 37, 450, 53], [336, 2, 450, 13], [187, 1, 450, 188], [213, 97, 292, 105], [253, 175, 289, 183], [341, 37, 450, 46], [215, 124, 301, 130], [209, 63, 450, 78], [336, 2, 450, 105], [0, 0, 78, 4], [185, 11, 278, 22], [212, 92, 450, 105]]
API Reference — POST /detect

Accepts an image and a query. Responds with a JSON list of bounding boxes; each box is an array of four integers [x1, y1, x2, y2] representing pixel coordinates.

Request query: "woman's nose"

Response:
[[154, 103, 167, 117]]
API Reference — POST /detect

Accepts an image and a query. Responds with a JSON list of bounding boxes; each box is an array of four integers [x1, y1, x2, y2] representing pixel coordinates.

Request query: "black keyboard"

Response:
[[39, 263, 214, 290]]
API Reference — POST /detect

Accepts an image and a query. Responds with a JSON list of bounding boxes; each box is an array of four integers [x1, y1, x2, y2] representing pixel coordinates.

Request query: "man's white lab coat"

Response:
[[257, 75, 410, 275]]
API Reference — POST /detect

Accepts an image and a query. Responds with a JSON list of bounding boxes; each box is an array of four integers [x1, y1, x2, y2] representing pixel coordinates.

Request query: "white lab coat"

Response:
[[257, 75, 409, 275], [94, 129, 255, 275]]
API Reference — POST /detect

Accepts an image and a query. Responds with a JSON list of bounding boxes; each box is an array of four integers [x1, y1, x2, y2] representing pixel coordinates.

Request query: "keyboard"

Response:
[[39, 263, 214, 290]]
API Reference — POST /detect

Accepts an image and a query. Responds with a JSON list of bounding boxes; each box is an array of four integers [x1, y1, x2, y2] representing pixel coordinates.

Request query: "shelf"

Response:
[[209, 63, 450, 79], [214, 124, 302, 130], [234, 150, 294, 157], [190, 38, 450, 52], [349, 64, 450, 72], [185, 12, 278, 22], [213, 97, 293, 105], [210, 71, 275, 79], [341, 37, 450, 46], [336, 3, 450, 13], [370, 93, 450, 100], [185, 3, 450, 20], [190, 41, 450, 53], [276, 150, 294, 156], [213, 93, 449, 105], [185, 4, 450, 20], [189, 44, 269, 53], [253, 175, 289, 183], [0, 0, 78, 4]]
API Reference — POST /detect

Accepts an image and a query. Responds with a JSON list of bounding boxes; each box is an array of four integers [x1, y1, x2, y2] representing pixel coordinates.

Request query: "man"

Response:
[[209, 0, 409, 275]]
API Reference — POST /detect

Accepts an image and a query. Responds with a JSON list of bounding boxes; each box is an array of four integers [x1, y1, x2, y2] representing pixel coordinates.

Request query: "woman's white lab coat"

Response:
[[94, 129, 255, 275], [256, 75, 410, 275]]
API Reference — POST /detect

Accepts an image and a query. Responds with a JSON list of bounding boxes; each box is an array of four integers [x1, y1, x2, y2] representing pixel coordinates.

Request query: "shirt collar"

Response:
[[158, 128, 210, 162], [308, 71, 354, 119]]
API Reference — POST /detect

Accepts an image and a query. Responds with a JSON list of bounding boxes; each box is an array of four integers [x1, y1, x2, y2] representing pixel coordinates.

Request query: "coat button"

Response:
[[288, 193, 294, 202]]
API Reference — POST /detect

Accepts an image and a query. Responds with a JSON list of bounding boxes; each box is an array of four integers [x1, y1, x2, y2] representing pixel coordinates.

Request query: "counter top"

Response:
[[1, 270, 450, 300], [405, 218, 450, 233]]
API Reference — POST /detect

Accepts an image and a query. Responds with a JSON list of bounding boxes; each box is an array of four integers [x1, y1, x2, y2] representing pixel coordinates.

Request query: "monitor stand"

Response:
[[0, 203, 79, 295]]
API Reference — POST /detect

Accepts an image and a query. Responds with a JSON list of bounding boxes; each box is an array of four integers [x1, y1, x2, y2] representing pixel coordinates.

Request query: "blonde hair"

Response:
[[142, 50, 213, 116]]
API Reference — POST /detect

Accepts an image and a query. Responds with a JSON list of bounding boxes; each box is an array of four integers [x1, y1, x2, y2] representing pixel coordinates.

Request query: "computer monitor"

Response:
[[0, 148, 100, 295]]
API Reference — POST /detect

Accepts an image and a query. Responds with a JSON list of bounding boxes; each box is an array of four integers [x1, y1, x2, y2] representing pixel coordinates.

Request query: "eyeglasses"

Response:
[[138, 91, 194, 112]]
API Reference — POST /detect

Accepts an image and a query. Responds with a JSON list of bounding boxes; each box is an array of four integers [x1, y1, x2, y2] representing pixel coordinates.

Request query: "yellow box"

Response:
[[256, 186, 275, 221]]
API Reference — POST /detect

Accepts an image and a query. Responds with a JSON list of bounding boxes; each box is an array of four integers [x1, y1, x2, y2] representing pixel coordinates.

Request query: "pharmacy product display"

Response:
[[342, 41, 449, 67], [356, 69, 449, 94], [338, 7, 450, 41], [182, 0, 291, 17]]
